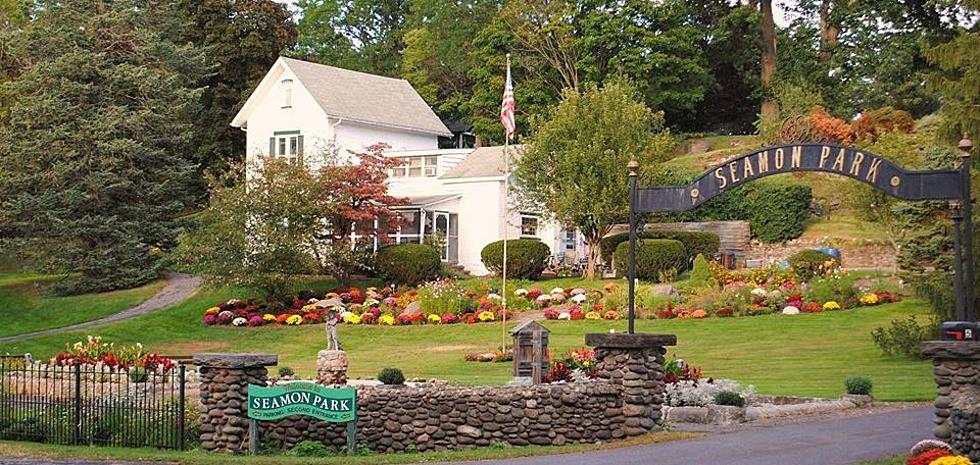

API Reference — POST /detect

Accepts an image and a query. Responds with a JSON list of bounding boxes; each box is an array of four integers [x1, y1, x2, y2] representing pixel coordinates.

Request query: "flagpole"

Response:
[[501, 53, 511, 354]]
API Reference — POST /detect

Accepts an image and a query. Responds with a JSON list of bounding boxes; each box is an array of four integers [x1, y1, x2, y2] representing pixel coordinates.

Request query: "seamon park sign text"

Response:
[[247, 381, 356, 423]]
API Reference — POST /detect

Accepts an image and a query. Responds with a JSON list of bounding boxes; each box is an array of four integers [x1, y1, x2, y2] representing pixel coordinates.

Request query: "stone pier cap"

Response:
[[192, 353, 279, 368], [922, 341, 980, 360], [585, 333, 677, 348]]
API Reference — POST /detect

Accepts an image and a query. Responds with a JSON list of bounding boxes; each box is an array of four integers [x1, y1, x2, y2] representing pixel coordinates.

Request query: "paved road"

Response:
[[0, 407, 931, 465], [0, 272, 201, 343]]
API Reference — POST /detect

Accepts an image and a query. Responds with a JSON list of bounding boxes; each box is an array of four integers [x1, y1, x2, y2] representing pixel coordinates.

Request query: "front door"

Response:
[[434, 212, 450, 261]]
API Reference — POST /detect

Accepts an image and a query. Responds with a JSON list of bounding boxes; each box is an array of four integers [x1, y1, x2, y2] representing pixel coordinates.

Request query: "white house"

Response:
[[232, 57, 585, 274]]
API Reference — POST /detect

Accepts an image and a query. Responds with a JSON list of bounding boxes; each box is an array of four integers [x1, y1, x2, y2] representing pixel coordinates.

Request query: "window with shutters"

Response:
[[268, 132, 303, 165]]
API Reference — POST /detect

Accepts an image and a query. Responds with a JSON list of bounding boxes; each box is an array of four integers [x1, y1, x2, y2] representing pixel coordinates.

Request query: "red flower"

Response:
[[360, 313, 378, 324], [543, 309, 559, 320], [906, 449, 952, 465], [714, 308, 734, 318], [570, 308, 585, 320]]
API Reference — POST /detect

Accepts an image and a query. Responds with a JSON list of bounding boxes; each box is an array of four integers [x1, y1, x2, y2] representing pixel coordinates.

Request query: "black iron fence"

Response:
[[0, 359, 186, 449]]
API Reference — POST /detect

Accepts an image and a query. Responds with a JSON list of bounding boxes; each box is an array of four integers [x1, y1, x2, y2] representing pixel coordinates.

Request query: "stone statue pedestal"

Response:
[[317, 350, 348, 385]]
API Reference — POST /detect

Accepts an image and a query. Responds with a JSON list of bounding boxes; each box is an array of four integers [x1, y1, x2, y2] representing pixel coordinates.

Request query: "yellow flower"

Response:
[[859, 294, 879, 305], [347, 314, 362, 325], [262, 314, 276, 322], [478, 311, 495, 322], [928, 456, 973, 465], [585, 311, 601, 320], [427, 314, 442, 324], [285, 315, 303, 325], [205, 307, 220, 315], [301, 304, 317, 312], [822, 301, 841, 311], [379, 314, 395, 326]]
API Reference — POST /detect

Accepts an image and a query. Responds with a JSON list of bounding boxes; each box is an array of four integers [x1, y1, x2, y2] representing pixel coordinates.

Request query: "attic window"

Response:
[[281, 79, 293, 108]]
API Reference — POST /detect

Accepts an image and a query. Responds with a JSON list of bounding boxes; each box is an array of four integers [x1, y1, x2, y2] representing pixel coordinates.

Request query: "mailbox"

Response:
[[510, 320, 550, 383], [943, 321, 979, 341]]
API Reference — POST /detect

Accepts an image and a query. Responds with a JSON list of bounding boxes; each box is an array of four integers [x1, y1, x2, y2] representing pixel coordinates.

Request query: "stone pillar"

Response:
[[922, 341, 980, 461], [586, 333, 676, 436], [316, 350, 348, 385], [194, 353, 278, 453]]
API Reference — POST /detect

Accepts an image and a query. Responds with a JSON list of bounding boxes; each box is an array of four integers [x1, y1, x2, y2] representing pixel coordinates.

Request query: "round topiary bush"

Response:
[[714, 390, 746, 407], [378, 367, 406, 385], [613, 239, 687, 282], [788, 249, 839, 282], [375, 244, 442, 286], [481, 239, 551, 280], [600, 231, 720, 265], [845, 376, 872, 395], [278, 366, 295, 377]]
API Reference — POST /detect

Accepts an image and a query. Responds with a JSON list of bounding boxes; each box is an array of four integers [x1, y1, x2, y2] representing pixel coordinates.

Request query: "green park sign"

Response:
[[248, 381, 356, 422], [246, 381, 358, 454]]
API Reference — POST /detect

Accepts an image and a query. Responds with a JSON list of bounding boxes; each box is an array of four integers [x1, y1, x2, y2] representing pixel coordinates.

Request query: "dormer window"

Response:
[[281, 79, 293, 108]]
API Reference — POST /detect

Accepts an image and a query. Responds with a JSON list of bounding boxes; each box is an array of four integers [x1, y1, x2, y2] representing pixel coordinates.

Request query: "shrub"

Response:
[[127, 368, 148, 384], [871, 316, 934, 359], [375, 244, 442, 286], [286, 440, 332, 457], [714, 390, 746, 407], [808, 275, 859, 308], [377, 367, 405, 385], [481, 239, 550, 280], [278, 366, 295, 377], [852, 106, 914, 142], [613, 239, 687, 282], [844, 376, 872, 396], [671, 179, 812, 243], [687, 254, 719, 290], [600, 231, 720, 264], [788, 249, 839, 282]]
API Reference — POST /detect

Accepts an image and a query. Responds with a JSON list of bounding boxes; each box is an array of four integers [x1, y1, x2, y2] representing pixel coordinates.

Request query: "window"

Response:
[[521, 215, 539, 237], [390, 156, 438, 178], [268, 132, 303, 165], [281, 79, 293, 108]]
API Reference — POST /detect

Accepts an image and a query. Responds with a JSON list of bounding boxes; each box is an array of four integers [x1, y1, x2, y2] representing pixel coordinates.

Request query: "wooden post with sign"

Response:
[[246, 382, 358, 454]]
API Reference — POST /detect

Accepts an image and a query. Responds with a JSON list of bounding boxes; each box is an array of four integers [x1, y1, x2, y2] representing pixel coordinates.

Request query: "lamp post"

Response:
[[627, 158, 639, 334], [959, 135, 974, 321]]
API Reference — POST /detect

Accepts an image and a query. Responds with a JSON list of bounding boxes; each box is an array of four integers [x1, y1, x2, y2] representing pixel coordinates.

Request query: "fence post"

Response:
[[73, 364, 81, 445], [178, 364, 186, 450]]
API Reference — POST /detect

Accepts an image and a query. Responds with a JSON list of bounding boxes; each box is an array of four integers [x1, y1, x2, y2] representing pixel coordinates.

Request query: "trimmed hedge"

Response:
[[481, 239, 551, 280], [375, 243, 442, 286], [601, 230, 720, 264], [667, 178, 812, 243], [613, 239, 687, 282]]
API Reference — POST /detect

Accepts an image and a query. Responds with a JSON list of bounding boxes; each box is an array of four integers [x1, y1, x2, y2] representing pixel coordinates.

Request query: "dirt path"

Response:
[[0, 272, 201, 343]]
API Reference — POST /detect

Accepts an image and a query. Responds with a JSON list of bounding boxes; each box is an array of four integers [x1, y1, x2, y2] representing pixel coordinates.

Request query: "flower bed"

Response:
[[50, 336, 175, 372], [905, 439, 973, 465]]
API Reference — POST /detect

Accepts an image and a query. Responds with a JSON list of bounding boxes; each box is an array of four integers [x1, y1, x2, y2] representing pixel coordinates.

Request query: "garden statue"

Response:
[[326, 309, 342, 351]]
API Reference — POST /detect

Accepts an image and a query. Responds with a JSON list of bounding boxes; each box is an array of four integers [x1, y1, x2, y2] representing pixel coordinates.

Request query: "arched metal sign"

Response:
[[624, 141, 976, 332]]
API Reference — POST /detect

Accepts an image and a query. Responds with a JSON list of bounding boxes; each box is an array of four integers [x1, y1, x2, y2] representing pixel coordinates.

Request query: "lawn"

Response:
[[0, 273, 167, 338], [0, 275, 936, 401]]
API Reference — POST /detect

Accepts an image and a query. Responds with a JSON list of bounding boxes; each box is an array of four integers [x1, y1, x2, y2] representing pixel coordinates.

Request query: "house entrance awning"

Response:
[[395, 194, 462, 209]]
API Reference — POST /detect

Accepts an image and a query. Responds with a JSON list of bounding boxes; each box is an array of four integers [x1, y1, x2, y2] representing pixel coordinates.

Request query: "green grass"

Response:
[[0, 274, 167, 338], [0, 432, 697, 464], [0, 273, 936, 400], [800, 216, 891, 243]]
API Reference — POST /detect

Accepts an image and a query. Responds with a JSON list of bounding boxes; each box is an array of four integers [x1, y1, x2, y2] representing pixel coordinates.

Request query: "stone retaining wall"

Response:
[[922, 341, 980, 461], [194, 333, 676, 454]]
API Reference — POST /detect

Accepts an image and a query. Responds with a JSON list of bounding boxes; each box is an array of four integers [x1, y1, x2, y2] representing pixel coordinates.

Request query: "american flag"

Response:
[[499, 60, 516, 142]]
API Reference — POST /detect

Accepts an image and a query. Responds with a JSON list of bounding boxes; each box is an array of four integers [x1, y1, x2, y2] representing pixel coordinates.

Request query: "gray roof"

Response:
[[282, 57, 451, 137], [441, 145, 524, 179], [396, 194, 462, 208]]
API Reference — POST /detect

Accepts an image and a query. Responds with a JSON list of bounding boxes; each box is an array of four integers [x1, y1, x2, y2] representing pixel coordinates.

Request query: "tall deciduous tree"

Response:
[[514, 81, 672, 279], [0, 0, 208, 294], [295, 0, 408, 76], [759, 0, 778, 122], [176, 0, 298, 177]]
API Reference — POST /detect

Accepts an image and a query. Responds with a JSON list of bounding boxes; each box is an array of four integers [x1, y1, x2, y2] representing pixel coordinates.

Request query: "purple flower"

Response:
[[204, 314, 217, 325], [247, 315, 264, 327]]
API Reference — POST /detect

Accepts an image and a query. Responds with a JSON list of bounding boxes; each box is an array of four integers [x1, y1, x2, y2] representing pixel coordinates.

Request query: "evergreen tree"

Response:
[[0, 0, 208, 293], [176, 0, 298, 177], [926, 0, 980, 144]]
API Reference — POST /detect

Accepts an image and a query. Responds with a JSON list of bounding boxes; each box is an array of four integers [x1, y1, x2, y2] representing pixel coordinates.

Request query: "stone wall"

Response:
[[194, 333, 676, 454], [263, 382, 623, 452], [745, 238, 895, 270], [922, 341, 980, 461]]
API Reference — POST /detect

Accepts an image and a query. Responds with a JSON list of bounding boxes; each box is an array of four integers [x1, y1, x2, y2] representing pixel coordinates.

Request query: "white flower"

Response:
[[487, 293, 502, 301], [226, 299, 241, 305], [571, 294, 587, 304], [535, 294, 552, 302], [307, 298, 320, 304], [781, 306, 800, 315], [558, 312, 571, 320], [363, 298, 380, 307], [340, 311, 354, 320], [751, 288, 767, 296], [550, 287, 565, 295], [570, 288, 587, 296], [232, 317, 248, 326], [514, 288, 528, 296]]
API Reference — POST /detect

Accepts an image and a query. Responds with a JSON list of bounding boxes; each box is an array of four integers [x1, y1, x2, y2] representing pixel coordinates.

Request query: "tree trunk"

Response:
[[584, 235, 602, 280], [818, 0, 839, 64], [759, 0, 778, 121]]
